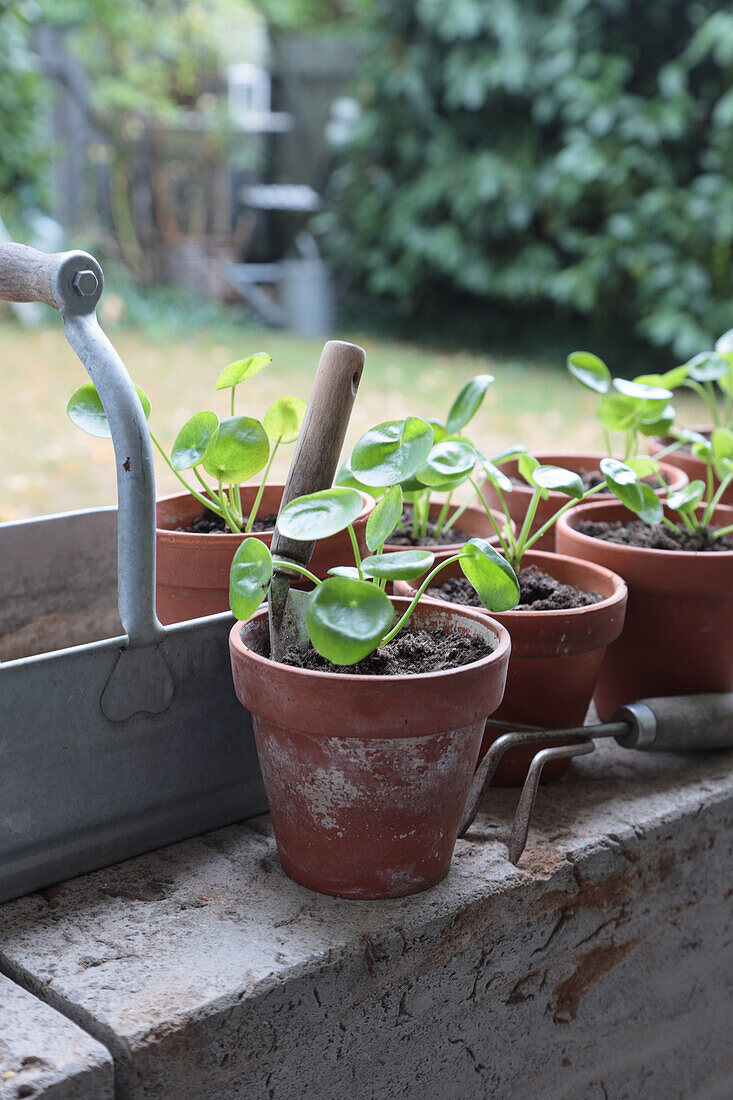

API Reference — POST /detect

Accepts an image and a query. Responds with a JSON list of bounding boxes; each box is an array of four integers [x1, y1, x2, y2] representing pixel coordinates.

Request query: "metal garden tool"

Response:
[[459, 693, 733, 864], [0, 242, 265, 903], [268, 339, 365, 660]]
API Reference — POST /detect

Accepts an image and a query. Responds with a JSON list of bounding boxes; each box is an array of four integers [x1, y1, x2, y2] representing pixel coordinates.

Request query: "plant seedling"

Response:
[[602, 429, 733, 540], [673, 329, 733, 432], [566, 350, 678, 463], [229, 485, 520, 665], [476, 450, 627, 571], [337, 373, 494, 543], [67, 352, 306, 533]]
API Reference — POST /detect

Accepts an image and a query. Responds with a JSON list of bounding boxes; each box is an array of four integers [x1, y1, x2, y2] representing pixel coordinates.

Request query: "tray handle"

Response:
[[0, 243, 162, 648]]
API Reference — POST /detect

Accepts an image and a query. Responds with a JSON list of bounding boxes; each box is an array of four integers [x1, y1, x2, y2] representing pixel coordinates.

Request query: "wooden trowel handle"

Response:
[[271, 339, 365, 566]]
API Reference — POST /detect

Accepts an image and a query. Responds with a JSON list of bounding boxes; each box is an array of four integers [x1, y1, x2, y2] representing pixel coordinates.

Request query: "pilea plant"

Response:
[[566, 350, 679, 464], [229, 485, 519, 665], [67, 352, 306, 533], [337, 373, 494, 542], [607, 429, 733, 540], [474, 451, 651, 571], [672, 329, 733, 432]]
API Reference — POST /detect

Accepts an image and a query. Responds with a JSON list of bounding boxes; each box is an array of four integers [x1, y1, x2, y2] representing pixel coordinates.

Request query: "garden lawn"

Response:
[[0, 318, 695, 521]]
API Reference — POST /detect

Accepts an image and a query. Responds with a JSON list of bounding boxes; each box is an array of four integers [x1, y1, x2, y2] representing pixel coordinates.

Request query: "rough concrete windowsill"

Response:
[[1, 739, 732, 1099]]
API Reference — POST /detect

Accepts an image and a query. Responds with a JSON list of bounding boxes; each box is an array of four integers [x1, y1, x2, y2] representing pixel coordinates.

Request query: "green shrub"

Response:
[[324, 0, 733, 359]]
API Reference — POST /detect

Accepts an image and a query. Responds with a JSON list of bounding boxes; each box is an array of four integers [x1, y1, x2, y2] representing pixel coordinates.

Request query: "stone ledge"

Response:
[[1, 739, 732, 1099], [0, 974, 113, 1100]]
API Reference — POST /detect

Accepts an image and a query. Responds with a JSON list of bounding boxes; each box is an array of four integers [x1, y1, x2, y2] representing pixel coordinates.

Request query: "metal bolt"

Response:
[[72, 269, 99, 297]]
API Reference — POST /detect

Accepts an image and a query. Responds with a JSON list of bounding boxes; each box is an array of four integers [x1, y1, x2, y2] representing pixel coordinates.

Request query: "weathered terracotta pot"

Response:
[[395, 550, 627, 785], [156, 484, 373, 625], [229, 597, 510, 899], [557, 500, 733, 720], [481, 452, 688, 552], [384, 500, 509, 556], [649, 426, 733, 506]]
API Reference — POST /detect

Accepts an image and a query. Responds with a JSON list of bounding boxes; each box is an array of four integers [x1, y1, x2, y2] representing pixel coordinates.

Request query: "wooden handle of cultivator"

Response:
[[613, 694, 733, 752], [272, 339, 366, 567], [0, 242, 103, 310]]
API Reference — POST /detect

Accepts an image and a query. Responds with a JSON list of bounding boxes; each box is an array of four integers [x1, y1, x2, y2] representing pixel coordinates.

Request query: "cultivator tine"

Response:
[[459, 728, 591, 837], [508, 741, 595, 865]]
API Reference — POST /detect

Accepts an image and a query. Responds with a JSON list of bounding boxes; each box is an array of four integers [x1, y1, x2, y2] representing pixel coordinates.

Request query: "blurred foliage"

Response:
[[324, 0, 733, 360], [253, 0, 370, 32], [0, 2, 48, 225]]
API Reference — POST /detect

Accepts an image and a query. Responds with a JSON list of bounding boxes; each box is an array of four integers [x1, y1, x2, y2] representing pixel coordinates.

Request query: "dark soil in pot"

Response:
[[178, 508, 278, 535], [277, 627, 493, 675], [388, 509, 471, 547], [427, 566, 602, 612], [574, 519, 733, 553]]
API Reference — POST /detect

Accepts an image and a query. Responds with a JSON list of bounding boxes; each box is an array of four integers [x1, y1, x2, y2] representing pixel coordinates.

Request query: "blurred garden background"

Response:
[[2, 0, 730, 519]]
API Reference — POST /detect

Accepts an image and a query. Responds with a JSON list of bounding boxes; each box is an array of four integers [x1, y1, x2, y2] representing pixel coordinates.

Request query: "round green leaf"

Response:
[[479, 457, 513, 493], [531, 465, 585, 500], [667, 480, 705, 513], [215, 352, 271, 391], [306, 577, 394, 665], [229, 537, 273, 622], [417, 439, 477, 488], [427, 418, 449, 444], [627, 455, 659, 479], [635, 366, 689, 390], [459, 538, 520, 612], [600, 457, 644, 511], [597, 393, 637, 431], [517, 452, 539, 486], [673, 427, 709, 449], [263, 395, 306, 444], [361, 549, 435, 580], [712, 427, 733, 465], [566, 351, 612, 394], [715, 329, 733, 355], [613, 378, 673, 402], [366, 484, 403, 552], [446, 374, 494, 433], [493, 444, 528, 464], [350, 417, 434, 486], [335, 460, 385, 496], [67, 381, 151, 438], [201, 416, 270, 483], [277, 486, 364, 541], [637, 483, 664, 525], [637, 403, 676, 437], [171, 411, 219, 471], [685, 352, 728, 383], [327, 566, 362, 579], [691, 439, 713, 463]]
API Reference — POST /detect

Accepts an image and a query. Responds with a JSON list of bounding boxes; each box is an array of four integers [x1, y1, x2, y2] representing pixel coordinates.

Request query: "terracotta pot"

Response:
[[384, 500, 509, 556], [649, 426, 733, 506], [156, 484, 373, 625], [395, 550, 627, 785], [229, 597, 510, 899], [481, 452, 689, 552], [556, 500, 733, 720]]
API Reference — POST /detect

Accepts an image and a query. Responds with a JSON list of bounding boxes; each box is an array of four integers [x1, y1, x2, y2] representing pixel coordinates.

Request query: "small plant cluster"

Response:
[[68, 352, 306, 534], [230, 490, 520, 667]]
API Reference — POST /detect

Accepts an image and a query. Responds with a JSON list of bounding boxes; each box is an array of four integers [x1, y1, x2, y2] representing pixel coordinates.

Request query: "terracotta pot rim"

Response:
[[557, 499, 733, 560], [230, 596, 511, 685], [156, 485, 373, 540], [489, 451, 686, 501]]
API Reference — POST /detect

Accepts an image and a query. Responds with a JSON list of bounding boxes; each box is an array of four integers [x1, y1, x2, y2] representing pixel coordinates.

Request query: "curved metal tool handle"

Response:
[[271, 339, 365, 568], [613, 694, 733, 752], [0, 242, 162, 648]]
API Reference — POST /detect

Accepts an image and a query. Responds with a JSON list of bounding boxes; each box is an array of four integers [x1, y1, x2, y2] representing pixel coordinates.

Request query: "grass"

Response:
[[0, 313, 697, 522]]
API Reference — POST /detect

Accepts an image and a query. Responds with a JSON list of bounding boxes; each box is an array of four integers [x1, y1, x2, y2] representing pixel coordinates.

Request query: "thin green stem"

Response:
[[706, 472, 733, 522], [514, 488, 541, 559], [434, 493, 453, 536], [245, 441, 279, 533], [228, 484, 243, 524], [273, 561, 322, 586], [603, 426, 613, 457], [230, 385, 236, 417], [379, 554, 463, 648], [347, 523, 363, 579], [193, 465, 218, 508], [661, 516, 680, 532], [467, 477, 511, 557], [523, 482, 607, 554], [713, 523, 733, 538], [149, 431, 224, 516], [217, 481, 241, 532]]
